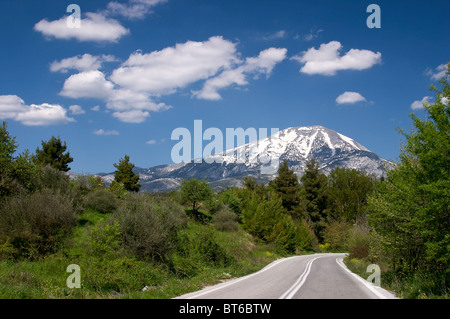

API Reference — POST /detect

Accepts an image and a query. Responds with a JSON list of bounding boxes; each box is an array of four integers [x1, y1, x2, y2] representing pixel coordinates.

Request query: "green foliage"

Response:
[[113, 193, 187, 260], [113, 155, 141, 192], [217, 187, 242, 216], [212, 205, 239, 232], [172, 223, 235, 277], [322, 221, 353, 251], [83, 188, 119, 214], [368, 64, 449, 277], [0, 122, 40, 198], [109, 180, 128, 199], [34, 136, 73, 172], [0, 189, 78, 259], [269, 160, 302, 218], [327, 167, 376, 222], [300, 158, 328, 243], [179, 178, 214, 216]]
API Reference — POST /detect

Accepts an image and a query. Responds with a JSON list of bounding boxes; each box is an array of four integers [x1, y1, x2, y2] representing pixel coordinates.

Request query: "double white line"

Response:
[[279, 256, 322, 299]]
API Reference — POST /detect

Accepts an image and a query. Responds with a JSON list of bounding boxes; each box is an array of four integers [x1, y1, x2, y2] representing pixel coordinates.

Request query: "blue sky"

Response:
[[0, 0, 448, 174]]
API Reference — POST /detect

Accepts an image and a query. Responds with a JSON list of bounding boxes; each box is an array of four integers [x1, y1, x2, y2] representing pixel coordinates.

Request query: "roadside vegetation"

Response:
[[0, 65, 448, 299]]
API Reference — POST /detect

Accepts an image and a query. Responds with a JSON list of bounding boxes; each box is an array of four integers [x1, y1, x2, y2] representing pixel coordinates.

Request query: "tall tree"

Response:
[[1, 122, 38, 197], [327, 167, 376, 223], [300, 158, 328, 243], [112, 155, 141, 192], [368, 63, 449, 273], [179, 178, 214, 216], [34, 136, 73, 172], [269, 160, 302, 218]]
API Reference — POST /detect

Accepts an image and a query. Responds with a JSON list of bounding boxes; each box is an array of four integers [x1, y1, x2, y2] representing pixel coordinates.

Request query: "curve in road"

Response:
[[175, 253, 397, 299]]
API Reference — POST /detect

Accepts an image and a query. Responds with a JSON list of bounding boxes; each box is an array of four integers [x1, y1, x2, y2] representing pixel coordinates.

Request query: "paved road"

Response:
[[176, 253, 397, 299]]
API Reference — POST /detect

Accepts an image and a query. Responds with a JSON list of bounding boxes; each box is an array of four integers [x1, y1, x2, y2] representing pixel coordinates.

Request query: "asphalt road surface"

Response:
[[176, 253, 397, 299]]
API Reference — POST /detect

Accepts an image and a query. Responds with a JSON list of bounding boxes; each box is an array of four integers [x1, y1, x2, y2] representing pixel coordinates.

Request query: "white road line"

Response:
[[335, 257, 391, 299], [279, 256, 322, 299], [185, 256, 293, 299]]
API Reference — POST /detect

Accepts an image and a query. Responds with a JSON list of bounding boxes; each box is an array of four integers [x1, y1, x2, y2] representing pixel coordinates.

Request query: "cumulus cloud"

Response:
[[111, 36, 239, 95], [60, 70, 115, 99], [193, 47, 287, 100], [411, 96, 432, 110], [0, 95, 74, 126], [112, 110, 150, 123], [93, 129, 120, 135], [57, 36, 287, 122], [336, 91, 367, 105], [50, 54, 117, 73], [34, 12, 129, 42], [145, 139, 157, 145], [292, 41, 382, 76]]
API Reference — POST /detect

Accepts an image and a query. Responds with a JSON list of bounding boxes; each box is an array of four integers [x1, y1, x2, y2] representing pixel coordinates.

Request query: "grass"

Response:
[[343, 256, 449, 299], [0, 208, 286, 299]]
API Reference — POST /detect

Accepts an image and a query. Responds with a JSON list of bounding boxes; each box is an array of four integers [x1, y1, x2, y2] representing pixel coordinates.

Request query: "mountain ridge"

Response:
[[97, 125, 393, 192]]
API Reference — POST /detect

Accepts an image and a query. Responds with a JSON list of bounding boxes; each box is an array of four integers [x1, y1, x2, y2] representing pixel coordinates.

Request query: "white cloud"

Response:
[[292, 41, 382, 76], [262, 30, 286, 41], [60, 70, 115, 99], [336, 91, 367, 105], [112, 110, 150, 123], [34, 12, 129, 42], [57, 36, 287, 122], [426, 63, 448, 81], [69, 104, 85, 115], [50, 54, 117, 73], [93, 129, 120, 135], [193, 47, 287, 100], [106, 0, 168, 20], [110, 36, 239, 95], [411, 96, 432, 110], [91, 105, 101, 111], [0, 95, 75, 126], [145, 139, 157, 145]]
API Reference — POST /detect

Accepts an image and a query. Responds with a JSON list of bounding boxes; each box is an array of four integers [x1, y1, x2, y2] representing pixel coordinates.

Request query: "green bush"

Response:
[[213, 206, 239, 232], [0, 189, 78, 259], [323, 221, 353, 251], [347, 224, 371, 259], [172, 223, 234, 277], [83, 188, 119, 214], [114, 193, 187, 260]]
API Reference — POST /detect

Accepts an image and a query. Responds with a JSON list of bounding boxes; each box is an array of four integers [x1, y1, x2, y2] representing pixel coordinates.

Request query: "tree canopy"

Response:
[[34, 136, 73, 172]]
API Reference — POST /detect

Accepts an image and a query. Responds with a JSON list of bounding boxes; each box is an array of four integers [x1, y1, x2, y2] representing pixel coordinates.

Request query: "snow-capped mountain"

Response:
[[98, 125, 393, 192]]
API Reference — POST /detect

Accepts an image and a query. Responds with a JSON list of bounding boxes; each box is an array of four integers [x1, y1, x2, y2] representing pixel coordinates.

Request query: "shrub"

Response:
[[113, 193, 187, 260], [213, 206, 238, 232], [172, 223, 234, 277], [83, 188, 119, 214], [347, 224, 371, 259], [323, 221, 353, 251], [0, 189, 78, 259]]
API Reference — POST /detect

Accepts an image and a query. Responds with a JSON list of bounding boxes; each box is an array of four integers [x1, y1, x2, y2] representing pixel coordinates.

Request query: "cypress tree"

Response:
[[300, 158, 328, 243]]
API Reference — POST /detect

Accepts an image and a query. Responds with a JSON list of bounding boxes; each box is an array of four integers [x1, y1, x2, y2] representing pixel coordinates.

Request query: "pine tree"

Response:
[[112, 155, 141, 192], [34, 136, 73, 172], [269, 160, 302, 218], [300, 158, 328, 243]]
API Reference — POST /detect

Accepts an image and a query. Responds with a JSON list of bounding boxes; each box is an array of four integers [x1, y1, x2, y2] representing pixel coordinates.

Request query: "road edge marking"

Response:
[[335, 257, 395, 299]]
